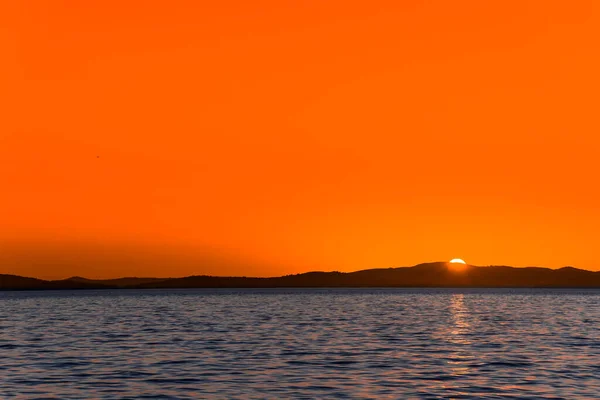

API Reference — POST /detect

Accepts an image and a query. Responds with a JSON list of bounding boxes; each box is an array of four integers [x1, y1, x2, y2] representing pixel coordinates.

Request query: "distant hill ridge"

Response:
[[2, 262, 600, 290]]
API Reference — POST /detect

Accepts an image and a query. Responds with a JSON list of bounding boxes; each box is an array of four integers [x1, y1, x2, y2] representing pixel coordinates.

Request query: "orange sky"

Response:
[[2, 1, 600, 279]]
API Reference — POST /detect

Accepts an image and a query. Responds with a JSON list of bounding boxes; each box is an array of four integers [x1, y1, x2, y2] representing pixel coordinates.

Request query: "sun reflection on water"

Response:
[[449, 294, 471, 343], [447, 293, 475, 382]]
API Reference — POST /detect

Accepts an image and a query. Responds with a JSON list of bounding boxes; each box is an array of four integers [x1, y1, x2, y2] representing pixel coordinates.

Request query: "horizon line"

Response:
[[2, 262, 595, 282]]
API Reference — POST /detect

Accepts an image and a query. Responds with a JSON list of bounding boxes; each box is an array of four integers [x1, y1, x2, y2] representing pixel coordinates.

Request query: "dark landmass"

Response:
[[68, 276, 166, 287], [2, 262, 600, 291]]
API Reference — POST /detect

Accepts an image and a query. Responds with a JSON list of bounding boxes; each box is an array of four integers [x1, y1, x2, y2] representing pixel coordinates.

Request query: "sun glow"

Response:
[[450, 258, 466, 264]]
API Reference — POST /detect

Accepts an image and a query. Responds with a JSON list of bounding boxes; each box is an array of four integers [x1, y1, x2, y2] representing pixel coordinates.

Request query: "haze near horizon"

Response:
[[2, 1, 600, 278]]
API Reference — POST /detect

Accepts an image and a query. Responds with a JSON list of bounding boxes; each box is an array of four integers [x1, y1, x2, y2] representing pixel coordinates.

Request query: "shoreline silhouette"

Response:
[[2, 262, 600, 290]]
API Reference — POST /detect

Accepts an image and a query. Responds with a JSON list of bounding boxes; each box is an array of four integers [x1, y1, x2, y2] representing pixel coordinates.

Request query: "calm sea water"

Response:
[[1, 288, 600, 399]]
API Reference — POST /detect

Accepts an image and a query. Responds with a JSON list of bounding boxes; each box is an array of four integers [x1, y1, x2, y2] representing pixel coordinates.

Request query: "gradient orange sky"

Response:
[[2, 1, 600, 278]]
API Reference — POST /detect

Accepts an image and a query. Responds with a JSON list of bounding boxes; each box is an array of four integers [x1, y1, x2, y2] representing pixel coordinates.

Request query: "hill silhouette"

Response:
[[2, 263, 600, 290], [68, 276, 166, 287], [0, 274, 112, 290]]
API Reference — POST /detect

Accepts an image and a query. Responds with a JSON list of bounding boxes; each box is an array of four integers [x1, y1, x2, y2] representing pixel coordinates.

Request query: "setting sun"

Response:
[[450, 259, 467, 264]]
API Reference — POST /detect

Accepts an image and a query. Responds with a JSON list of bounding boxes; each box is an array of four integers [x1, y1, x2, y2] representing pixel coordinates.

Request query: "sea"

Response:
[[1, 288, 599, 399]]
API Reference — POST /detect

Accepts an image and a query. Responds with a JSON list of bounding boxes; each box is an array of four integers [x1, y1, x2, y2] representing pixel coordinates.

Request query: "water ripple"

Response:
[[1, 288, 600, 398]]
